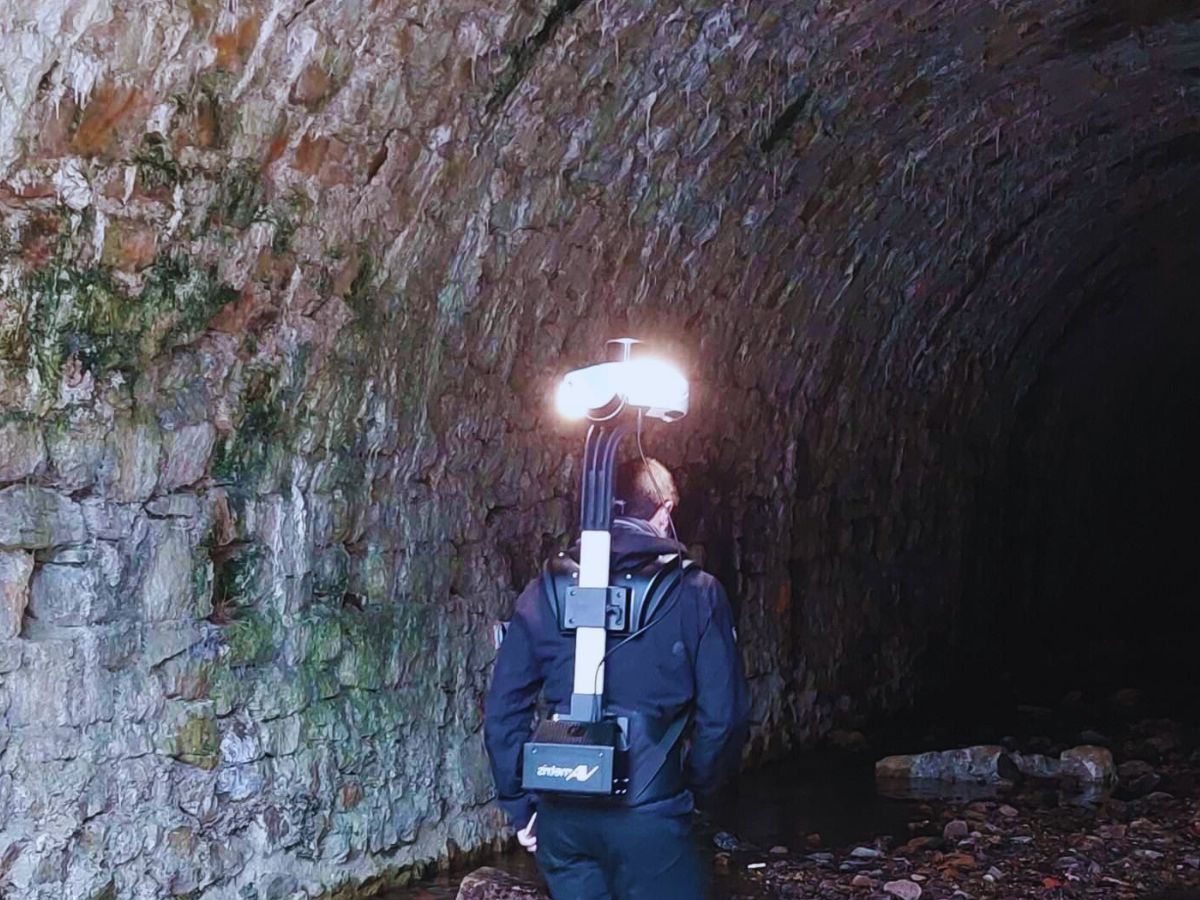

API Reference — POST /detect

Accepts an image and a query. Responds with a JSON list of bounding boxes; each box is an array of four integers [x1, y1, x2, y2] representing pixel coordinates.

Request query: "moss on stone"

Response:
[[207, 664, 240, 715], [337, 629, 386, 691], [303, 609, 343, 663], [210, 370, 292, 491], [174, 713, 221, 769], [215, 159, 265, 230], [191, 553, 215, 620], [130, 134, 186, 191], [19, 250, 236, 387], [346, 251, 373, 307], [223, 608, 278, 668], [252, 187, 308, 254], [210, 543, 264, 616]]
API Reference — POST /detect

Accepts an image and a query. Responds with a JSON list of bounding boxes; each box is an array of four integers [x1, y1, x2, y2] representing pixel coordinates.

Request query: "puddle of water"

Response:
[[385, 690, 1196, 897], [389, 853, 543, 900], [710, 751, 920, 850]]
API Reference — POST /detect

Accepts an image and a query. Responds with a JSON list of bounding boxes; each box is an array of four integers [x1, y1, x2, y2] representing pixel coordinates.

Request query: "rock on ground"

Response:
[[1060, 745, 1117, 784], [884, 878, 923, 899], [876, 746, 1008, 783], [878, 744, 1118, 787], [456, 868, 548, 900]]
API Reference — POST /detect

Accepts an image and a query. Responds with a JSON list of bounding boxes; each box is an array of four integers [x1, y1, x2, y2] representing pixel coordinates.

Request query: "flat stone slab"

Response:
[[455, 867, 548, 900], [875, 745, 1008, 783]]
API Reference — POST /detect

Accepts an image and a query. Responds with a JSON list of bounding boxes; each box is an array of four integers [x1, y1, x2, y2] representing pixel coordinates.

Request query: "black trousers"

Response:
[[535, 803, 706, 899]]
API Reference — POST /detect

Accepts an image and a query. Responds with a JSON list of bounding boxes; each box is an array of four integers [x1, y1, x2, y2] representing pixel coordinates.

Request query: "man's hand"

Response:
[[516, 812, 537, 853]]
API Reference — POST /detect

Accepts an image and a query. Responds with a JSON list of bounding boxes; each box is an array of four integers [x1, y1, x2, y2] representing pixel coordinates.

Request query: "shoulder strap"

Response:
[[633, 555, 696, 630], [541, 552, 580, 631], [543, 550, 694, 633], [630, 712, 690, 802]]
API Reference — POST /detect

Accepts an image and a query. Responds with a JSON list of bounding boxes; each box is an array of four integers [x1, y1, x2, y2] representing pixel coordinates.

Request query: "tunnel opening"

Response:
[[920, 193, 1200, 738]]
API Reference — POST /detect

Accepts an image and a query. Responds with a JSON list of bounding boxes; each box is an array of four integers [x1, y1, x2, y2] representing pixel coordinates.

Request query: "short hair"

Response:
[[615, 458, 679, 520]]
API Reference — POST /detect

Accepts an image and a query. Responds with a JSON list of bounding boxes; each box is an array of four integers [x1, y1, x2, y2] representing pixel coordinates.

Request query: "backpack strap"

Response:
[[542, 551, 693, 635], [630, 554, 695, 630], [628, 711, 690, 803], [541, 552, 580, 631]]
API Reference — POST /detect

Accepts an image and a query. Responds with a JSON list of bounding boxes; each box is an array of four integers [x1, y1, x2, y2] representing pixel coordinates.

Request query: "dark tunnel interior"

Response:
[[942, 193, 1200, 724]]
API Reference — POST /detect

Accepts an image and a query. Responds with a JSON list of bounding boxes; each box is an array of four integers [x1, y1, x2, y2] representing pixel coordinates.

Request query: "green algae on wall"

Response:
[[9, 245, 237, 390], [174, 712, 221, 770], [210, 370, 293, 492], [223, 607, 279, 668]]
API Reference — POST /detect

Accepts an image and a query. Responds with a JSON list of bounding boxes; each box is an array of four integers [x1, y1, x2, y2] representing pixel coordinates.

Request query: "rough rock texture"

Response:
[[1, 0, 1199, 896], [1059, 745, 1117, 786], [455, 867, 547, 900], [875, 746, 1008, 784], [876, 745, 1117, 786], [0, 549, 34, 639]]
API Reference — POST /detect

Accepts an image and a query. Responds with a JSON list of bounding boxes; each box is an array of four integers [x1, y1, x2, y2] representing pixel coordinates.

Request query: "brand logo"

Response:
[[536, 763, 600, 782]]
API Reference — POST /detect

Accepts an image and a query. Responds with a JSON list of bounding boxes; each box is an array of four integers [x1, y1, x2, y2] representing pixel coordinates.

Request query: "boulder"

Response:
[[875, 746, 1008, 783], [1118, 760, 1160, 797], [1059, 745, 1116, 784], [1008, 751, 1062, 780], [884, 879, 923, 899], [943, 819, 969, 841], [456, 867, 548, 900]]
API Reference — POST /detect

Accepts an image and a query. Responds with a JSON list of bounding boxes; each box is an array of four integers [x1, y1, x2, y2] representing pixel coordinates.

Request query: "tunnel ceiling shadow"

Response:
[[953, 189, 1200, 706]]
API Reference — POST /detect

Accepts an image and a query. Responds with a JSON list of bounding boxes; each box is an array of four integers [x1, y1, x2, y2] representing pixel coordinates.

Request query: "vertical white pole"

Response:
[[573, 529, 611, 703]]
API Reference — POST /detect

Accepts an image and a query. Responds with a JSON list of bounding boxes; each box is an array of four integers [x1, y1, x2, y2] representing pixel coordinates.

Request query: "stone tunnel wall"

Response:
[[0, 0, 1198, 896]]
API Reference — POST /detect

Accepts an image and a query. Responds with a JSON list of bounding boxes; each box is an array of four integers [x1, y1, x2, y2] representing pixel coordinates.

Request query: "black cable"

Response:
[[581, 410, 682, 721], [589, 588, 685, 721], [586, 411, 685, 719], [636, 409, 681, 550]]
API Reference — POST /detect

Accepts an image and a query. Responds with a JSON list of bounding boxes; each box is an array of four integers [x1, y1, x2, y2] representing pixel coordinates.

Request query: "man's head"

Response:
[[615, 457, 679, 538]]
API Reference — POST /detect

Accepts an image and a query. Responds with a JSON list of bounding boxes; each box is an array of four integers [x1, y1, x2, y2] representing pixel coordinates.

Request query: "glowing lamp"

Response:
[[553, 340, 688, 423]]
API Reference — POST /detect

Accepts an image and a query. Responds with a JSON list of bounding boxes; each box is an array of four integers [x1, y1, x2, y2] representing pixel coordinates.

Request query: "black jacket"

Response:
[[484, 518, 750, 829]]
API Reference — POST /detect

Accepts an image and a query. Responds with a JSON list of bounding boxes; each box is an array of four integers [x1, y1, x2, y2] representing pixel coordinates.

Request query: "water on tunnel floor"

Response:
[[390, 686, 1200, 899], [384, 751, 1011, 899]]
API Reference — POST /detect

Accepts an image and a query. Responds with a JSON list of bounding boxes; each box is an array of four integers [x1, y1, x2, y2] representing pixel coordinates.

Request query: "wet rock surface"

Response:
[[395, 702, 1200, 900], [454, 867, 547, 900], [720, 783, 1200, 899], [718, 703, 1200, 899], [876, 746, 1009, 784], [877, 744, 1117, 788]]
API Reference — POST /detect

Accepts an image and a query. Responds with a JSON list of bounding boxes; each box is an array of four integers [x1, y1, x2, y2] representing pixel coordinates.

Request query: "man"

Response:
[[484, 457, 750, 899]]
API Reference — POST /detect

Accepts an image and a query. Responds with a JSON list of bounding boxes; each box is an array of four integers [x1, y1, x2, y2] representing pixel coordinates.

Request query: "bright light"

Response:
[[553, 355, 688, 422], [554, 377, 592, 419], [619, 357, 688, 421]]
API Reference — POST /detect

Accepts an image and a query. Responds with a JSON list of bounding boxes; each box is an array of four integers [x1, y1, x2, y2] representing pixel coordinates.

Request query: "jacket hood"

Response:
[[607, 517, 685, 572]]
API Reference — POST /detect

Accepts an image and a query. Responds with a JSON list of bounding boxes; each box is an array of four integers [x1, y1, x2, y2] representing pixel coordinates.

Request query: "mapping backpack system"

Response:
[[519, 338, 692, 800], [541, 550, 695, 638], [521, 548, 695, 799]]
